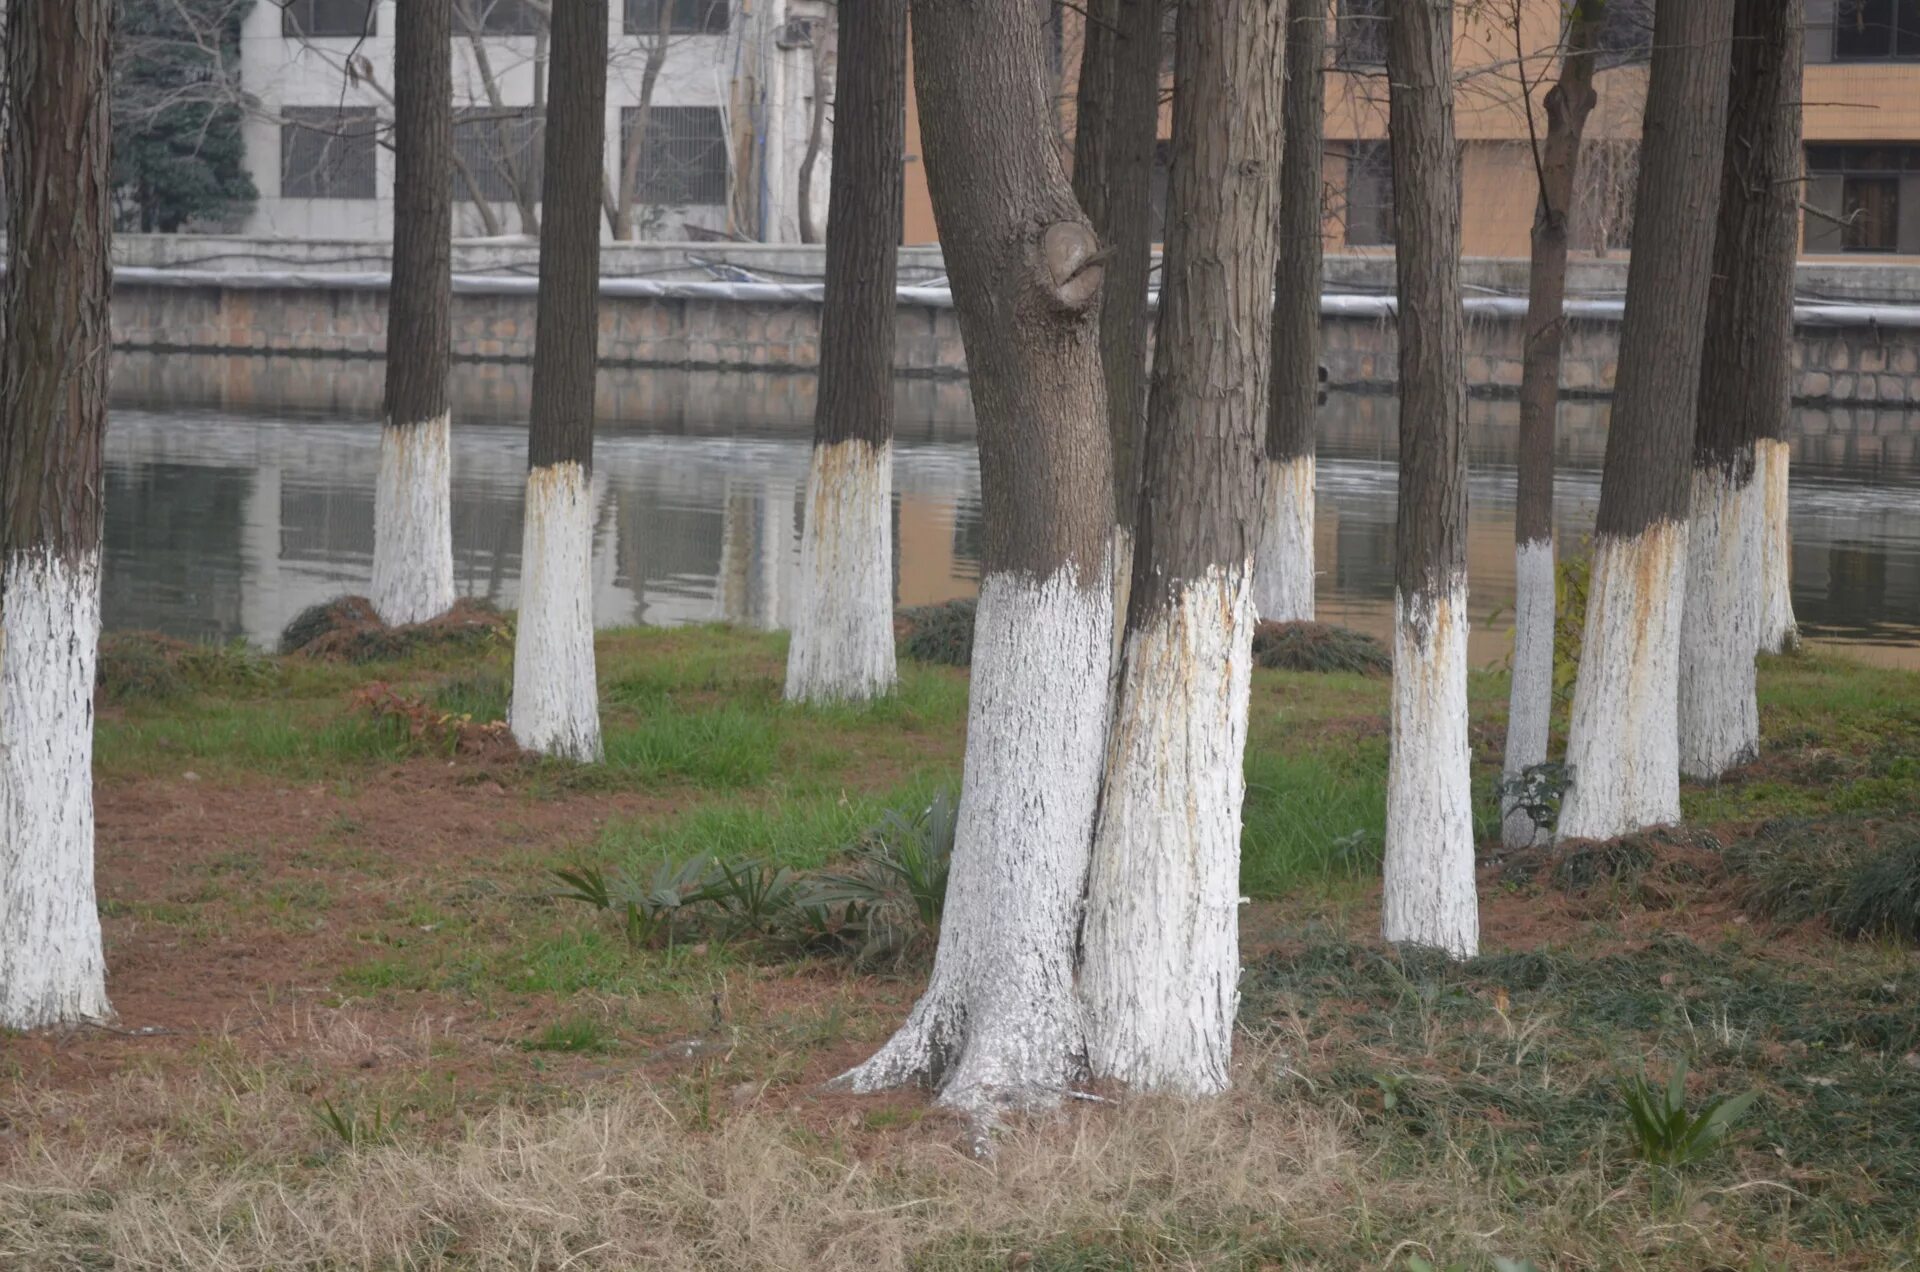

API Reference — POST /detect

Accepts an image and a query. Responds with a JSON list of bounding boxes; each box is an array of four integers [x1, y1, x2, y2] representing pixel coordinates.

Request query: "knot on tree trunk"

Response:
[[1039, 221, 1106, 312]]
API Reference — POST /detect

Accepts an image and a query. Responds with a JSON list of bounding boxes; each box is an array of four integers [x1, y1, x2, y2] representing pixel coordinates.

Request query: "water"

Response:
[[104, 356, 1920, 667]]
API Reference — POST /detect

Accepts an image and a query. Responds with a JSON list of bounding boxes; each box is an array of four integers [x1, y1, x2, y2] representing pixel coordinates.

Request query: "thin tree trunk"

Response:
[[834, 0, 1115, 1118], [374, 0, 456, 627], [461, 10, 540, 235], [1678, 0, 1802, 779], [1253, 0, 1326, 624], [784, 0, 904, 704], [0, 0, 115, 1029], [1756, 7, 1803, 657], [1500, 1, 1599, 849], [614, 16, 671, 240], [509, 0, 607, 762], [1379, 0, 1475, 957], [1558, 0, 1734, 842], [796, 14, 834, 246], [1080, 0, 1287, 1095]]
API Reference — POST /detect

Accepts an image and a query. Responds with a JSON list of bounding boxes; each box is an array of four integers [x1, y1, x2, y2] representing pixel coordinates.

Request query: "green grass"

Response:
[[522, 1015, 617, 1054]]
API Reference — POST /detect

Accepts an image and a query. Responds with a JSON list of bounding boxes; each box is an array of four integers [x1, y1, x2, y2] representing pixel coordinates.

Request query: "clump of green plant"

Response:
[[1724, 818, 1859, 923], [1619, 1054, 1758, 1168], [1831, 833, 1920, 943], [522, 1016, 616, 1054], [1497, 761, 1571, 838], [895, 598, 976, 666], [97, 632, 277, 704], [314, 1096, 395, 1148], [1550, 833, 1656, 894], [1250, 621, 1392, 675], [550, 855, 726, 951], [281, 595, 507, 661]]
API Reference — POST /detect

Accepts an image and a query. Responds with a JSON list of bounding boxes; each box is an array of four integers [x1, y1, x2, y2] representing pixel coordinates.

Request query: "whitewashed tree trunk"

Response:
[[1082, 566, 1253, 1094], [786, 440, 897, 702], [836, 566, 1111, 1112], [1678, 465, 1761, 779], [0, 550, 111, 1028], [1556, 525, 1688, 841], [510, 463, 603, 761], [1757, 438, 1798, 653], [1251, 455, 1315, 622], [371, 413, 456, 626], [1500, 538, 1556, 848], [1382, 586, 1478, 957]]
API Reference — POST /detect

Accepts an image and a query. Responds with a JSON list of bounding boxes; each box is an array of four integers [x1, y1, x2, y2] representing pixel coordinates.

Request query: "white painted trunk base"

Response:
[[836, 563, 1112, 1114], [1382, 585, 1478, 959], [1251, 455, 1315, 623], [371, 412, 456, 627], [1501, 539, 1556, 849], [1081, 564, 1254, 1095], [1679, 464, 1762, 780], [510, 462, 603, 761], [1556, 525, 1687, 842], [784, 439, 897, 703], [1756, 439, 1799, 654], [0, 549, 111, 1028]]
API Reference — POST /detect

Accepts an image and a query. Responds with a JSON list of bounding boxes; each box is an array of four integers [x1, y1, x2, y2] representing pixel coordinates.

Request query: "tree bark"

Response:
[[1079, 0, 1287, 1095], [1, 0, 115, 1029], [1380, 0, 1475, 958], [510, 0, 608, 762], [784, 0, 905, 704], [834, 0, 1115, 1118], [1558, 0, 1734, 843], [1678, 0, 1802, 779], [373, 0, 456, 627], [1500, 2, 1600, 849], [1253, 0, 1326, 624]]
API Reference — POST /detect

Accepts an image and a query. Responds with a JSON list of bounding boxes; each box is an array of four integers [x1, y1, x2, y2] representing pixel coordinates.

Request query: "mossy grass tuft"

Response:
[[1250, 621, 1391, 675]]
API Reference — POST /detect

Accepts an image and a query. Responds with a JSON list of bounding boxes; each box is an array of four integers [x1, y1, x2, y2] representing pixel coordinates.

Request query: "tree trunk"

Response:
[[613, 15, 671, 241], [1678, 0, 1802, 780], [1379, 0, 1475, 957], [0, 0, 115, 1029], [783, 0, 905, 704], [1079, 0, 1287, 1096], [373, 0, 456, 627], [796, 14, 835, 246], [1500, 3, 1599, 849], [1756, 10, 1802, 657], [1557, 0, 1734, 842], [509, 0, 608, 762], [1072, 0, 1162, 651], [834, 0, 1115, 1117], [1253, 0, 1325, 625]]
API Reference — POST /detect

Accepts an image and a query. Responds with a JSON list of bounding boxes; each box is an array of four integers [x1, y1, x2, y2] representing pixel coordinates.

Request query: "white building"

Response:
[[241, 0, 830, 242]]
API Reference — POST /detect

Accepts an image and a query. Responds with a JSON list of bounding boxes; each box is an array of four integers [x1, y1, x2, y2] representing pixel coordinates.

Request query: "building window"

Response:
[[1834, 0, 1920, 59], [1334, 0, 1387, 69], [280, 107, 379, 199], [1593, 0, 1654, 68], [1805, 145, 1920, 253], [281, 0, 375, 38], [623, 0, 729, 35], [453, 108, 544, 203], [1341, 140, 1393, 247], [620, 106, 729, 206], [454, 0, 544, 36]]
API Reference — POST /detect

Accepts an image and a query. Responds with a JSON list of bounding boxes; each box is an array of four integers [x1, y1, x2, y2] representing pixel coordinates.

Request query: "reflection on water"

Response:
[[105, 358, 1920, 667]]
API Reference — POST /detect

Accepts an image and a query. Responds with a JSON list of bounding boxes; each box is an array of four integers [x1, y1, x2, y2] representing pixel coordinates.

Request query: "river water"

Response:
[[105, 356, 1920, 667]]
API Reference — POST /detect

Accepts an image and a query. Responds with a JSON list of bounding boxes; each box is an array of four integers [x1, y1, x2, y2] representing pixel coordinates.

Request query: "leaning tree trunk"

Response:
[[1678, 0, 1802, 780], [509, 0, 608, 761], [1500, 3, 1599, 849], [783, 0, 906, 704], [0, 0, 115, 1029], [1079, 0, 1287, 1096], [1755, 11, 1804, 658], [1253, 0, 1325, 624], [373, 0, 456, 627], [1557, 0, 1734, 842], [796, 13, 835, 246], [1380, 0, 1475, 958], [834, 0, 1116, 1116], [1071, 0, 1162, 652]]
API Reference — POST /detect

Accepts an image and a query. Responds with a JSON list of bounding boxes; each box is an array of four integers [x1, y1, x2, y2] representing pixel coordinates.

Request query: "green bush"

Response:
[[1250, 621, 1391, 675], [895, 598, 976, 666], [1833, 834, 1920, 943], [97, 632, 277, 704]]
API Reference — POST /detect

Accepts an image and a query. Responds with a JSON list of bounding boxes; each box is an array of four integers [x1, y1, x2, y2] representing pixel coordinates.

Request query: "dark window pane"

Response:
[[1899, 0, 1920, 55], [1335, 0, 1387, 69], [454, 0, 542, 35], [1841, 175, 1900, 250], [1836, 0, 1896, 58], [621, 106, 729, 206], [452, 108, 544, 203], [282, 0, 375, 38], [281, 107, 379, 198], [623, 0, 730, 35], [1344, 140, 1393, 247]]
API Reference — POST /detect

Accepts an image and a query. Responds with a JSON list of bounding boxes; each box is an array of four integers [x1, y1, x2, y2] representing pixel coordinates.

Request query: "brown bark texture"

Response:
[[1695, 0, 1803, 469], [1265, 0, 1326, 466], [527, 0, 609, 472], [912, 0, 1113, 582], [1073, 0, 1162, 532], [1126, 0, 1286, 618], [2, 0, 115, 567], [813, 0, 906, 449], [1593, 0, 1734, 537], [385, 0, 454, 432], [1513, 3, 1600, 547], [1387, 0, 1468, 603]]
